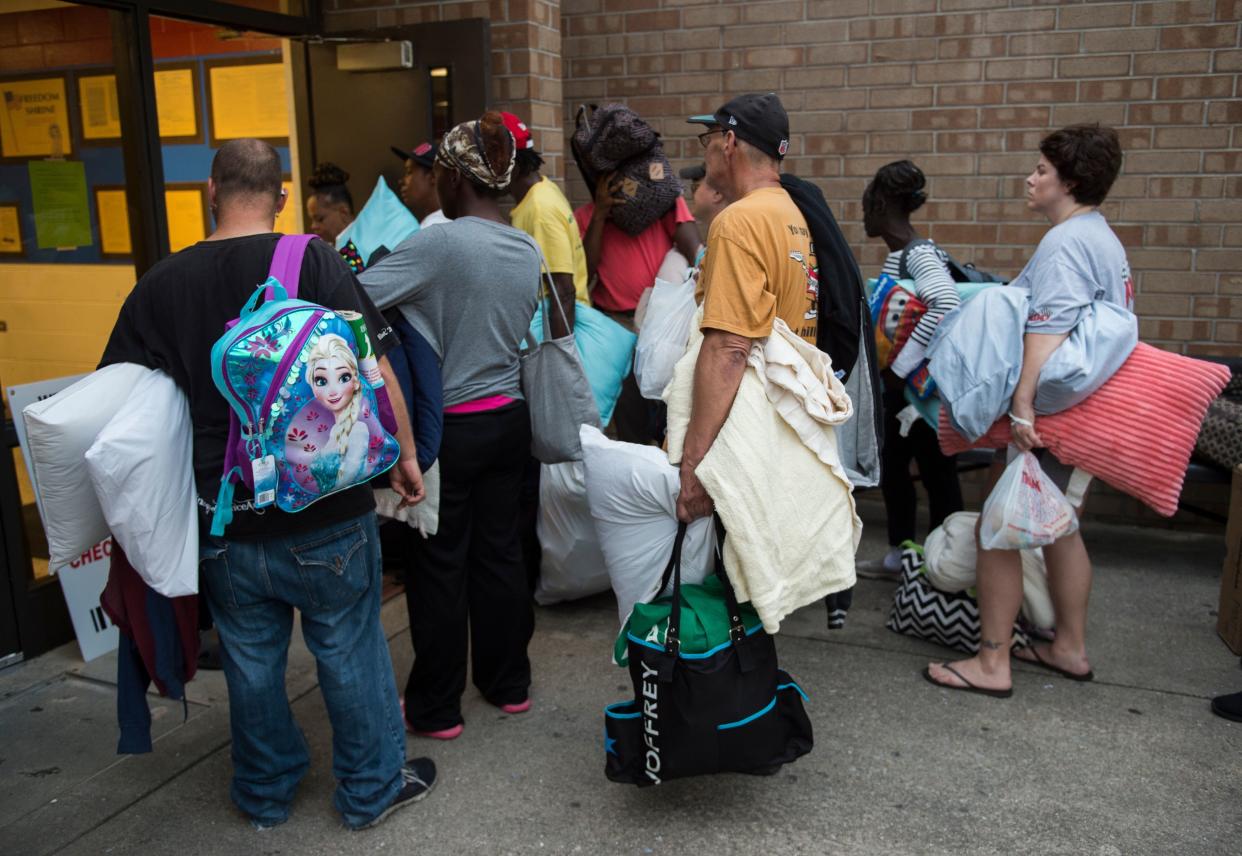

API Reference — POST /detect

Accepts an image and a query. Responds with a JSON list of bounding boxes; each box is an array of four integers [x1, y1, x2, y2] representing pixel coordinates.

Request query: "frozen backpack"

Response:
[[208, 234, 400, 536]]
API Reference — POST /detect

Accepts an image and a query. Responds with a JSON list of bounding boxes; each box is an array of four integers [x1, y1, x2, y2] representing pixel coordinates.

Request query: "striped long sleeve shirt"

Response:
[[880, 240, 961, 377]]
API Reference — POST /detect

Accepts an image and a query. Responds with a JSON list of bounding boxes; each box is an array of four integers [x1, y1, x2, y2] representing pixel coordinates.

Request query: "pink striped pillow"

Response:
[[939, 343, 1231, 517]]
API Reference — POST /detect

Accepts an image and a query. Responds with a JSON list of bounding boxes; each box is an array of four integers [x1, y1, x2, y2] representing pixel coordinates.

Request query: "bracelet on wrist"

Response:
[[1007, 411, 1034, 428]]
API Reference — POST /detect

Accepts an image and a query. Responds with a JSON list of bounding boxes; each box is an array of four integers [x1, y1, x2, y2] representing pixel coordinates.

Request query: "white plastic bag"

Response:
[[85, 370, 198, 597], [578, 425, 714, 625], [980, 450, 1079, 551], [532, 461, 611, 605], [22, 362, 153, 567], [634, 274, 696, 400]]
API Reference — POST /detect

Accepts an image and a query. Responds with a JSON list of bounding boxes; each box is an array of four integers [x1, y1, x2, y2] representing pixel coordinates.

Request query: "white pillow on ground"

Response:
[[579, 425, 714, 626], [533, 460, 611, 606], [23, 362, 153, 567], [85, 369, 198, 597], [923, 510, 1054, 630]]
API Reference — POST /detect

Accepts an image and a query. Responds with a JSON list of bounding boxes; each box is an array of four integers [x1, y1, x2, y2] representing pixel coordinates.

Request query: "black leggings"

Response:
[[880, 388, 964, 546]]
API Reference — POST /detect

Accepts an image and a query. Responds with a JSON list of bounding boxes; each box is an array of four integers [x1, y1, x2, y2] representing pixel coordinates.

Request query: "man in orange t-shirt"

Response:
[[676, 93, 820, 522]]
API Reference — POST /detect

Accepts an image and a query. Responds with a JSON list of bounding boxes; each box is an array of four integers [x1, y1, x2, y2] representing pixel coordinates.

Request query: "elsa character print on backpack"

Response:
[[284, 333, 383, 496], [210, 237, 402, 537]]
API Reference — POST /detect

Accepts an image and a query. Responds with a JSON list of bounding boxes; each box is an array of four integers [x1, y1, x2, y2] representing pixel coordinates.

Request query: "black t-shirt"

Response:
[[100, 233, 396, 540]]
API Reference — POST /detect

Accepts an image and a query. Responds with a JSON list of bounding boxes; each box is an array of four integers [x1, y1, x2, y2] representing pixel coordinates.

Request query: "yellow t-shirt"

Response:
[[698, 186, 818, 344], [510, 176, 590, 304]]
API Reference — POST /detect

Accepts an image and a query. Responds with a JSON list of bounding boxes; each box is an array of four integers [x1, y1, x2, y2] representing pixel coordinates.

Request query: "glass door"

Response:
[[0, 1, 148, 661]]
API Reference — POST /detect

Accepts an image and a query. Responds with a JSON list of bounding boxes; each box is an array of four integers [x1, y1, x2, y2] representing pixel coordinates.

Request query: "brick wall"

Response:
[[0, 6, 281, 70], [322, 0, 566, 177], [561, 0, 1242, 358]]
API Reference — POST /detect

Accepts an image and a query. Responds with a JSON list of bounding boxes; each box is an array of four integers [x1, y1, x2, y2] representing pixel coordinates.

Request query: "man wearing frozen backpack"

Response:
[[100, 139, 436, 831], [676, 93, 819, 521]]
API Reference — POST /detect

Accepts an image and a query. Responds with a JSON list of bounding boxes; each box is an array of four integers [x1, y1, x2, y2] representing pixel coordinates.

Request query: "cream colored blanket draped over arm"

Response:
[[664, 314, 862, 633]]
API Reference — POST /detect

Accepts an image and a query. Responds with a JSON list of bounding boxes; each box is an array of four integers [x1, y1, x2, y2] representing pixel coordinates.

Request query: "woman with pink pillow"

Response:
[[924, 125, 1133, 698]]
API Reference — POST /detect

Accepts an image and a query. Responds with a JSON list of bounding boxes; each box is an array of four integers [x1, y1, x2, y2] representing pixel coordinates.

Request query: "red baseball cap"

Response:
[[500, 112, 535, 151]]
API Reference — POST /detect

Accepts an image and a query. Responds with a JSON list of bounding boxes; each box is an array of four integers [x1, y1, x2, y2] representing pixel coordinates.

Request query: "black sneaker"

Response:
[[351, 758, 437, 830]]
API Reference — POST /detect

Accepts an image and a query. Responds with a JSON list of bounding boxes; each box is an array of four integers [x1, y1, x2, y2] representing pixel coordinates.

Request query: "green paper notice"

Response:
[[28, 160, 91, 249]]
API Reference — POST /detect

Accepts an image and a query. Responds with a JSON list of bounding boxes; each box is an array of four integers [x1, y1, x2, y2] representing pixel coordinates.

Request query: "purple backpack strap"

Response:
[[266, 234, 317, 299]]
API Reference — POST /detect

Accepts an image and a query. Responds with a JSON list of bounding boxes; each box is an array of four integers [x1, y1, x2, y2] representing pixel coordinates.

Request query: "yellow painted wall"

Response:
[[0, 263, 134, 398], [1, 262, 135, 534]]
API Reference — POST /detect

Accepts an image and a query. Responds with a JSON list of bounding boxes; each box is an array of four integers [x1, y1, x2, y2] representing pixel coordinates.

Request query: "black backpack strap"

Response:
[[898, 238, 937, 281]]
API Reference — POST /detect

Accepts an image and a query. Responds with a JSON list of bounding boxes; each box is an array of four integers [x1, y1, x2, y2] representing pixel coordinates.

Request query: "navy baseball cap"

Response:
[[689, 93, 790, 160]]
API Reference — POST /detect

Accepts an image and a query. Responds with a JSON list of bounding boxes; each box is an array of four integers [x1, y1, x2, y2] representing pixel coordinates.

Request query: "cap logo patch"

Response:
[[727, 115, 738, 125], [414, 143, 432, 156], [778, 139, 789, 156]]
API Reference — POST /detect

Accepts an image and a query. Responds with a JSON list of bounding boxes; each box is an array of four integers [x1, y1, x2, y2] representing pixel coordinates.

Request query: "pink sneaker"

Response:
[[400, 699, 463, 739], [499, 699, 531, 715]]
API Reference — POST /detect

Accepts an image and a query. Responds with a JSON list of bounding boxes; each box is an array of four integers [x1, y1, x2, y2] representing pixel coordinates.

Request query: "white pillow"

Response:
[[579, 425, 713, 626], [22, 362, 153, 567], [533, 460, 610, 606], [923, 510, 1054, 630], [85, 369, 198, 597]]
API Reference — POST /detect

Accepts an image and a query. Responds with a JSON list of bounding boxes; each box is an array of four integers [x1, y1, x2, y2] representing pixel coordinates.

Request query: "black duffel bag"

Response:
[[604, 520, 813, 786]]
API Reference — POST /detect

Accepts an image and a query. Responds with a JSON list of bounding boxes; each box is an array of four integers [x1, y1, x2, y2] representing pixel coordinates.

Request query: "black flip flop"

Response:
[[1014, 645, 1094, 682], [922, 664, 1013, 699]]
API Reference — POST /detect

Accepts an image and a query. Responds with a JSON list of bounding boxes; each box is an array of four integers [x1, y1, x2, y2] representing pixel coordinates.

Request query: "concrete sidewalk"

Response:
[[1, 505, 1239, 856]]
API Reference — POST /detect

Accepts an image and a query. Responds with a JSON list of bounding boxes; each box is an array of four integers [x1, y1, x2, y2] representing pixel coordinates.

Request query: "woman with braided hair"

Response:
[[359, 112, 542, 739], [306, 162, 354, 243], [860, 160, 964, 578]]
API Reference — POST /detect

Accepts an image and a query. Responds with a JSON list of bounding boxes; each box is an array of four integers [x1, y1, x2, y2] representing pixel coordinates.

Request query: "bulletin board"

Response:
[[0, 50, 290, 265], [206, 60, 289, 145], [0, 75, 72, 159]]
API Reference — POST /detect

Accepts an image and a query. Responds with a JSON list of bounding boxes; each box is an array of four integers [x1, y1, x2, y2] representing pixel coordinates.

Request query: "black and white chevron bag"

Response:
[[886, 544, 1028, 653]]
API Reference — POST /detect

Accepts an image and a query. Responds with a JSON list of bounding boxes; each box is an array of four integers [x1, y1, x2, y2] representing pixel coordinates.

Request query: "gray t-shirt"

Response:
[[359, 216, 540, 407], [1009, 210, 1133, 335]]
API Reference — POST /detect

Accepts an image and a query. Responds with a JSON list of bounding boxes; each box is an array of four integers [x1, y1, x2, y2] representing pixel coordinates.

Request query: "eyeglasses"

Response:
[[698, 128, 724, 148]]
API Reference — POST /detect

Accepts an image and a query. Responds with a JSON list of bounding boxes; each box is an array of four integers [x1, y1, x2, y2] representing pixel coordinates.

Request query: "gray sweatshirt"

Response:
[[359, 216, 541, 407]]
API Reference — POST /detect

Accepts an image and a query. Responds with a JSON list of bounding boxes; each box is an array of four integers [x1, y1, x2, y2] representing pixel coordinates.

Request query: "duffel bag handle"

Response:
[[712, 514, 758, 672], [660, 517, 755, 672], [661, 522, 688, 661]]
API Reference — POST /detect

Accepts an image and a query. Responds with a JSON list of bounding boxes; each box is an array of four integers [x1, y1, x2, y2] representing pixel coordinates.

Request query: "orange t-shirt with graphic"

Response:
[[698, 186, 818, 344]]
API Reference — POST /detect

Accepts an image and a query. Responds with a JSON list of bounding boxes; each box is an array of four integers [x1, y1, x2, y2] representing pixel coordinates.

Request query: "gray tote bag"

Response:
[[520, 257, 601, 463]]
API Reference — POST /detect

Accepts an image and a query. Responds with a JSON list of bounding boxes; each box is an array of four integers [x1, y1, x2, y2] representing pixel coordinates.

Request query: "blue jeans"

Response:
[[200, 513, 405, 828]]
